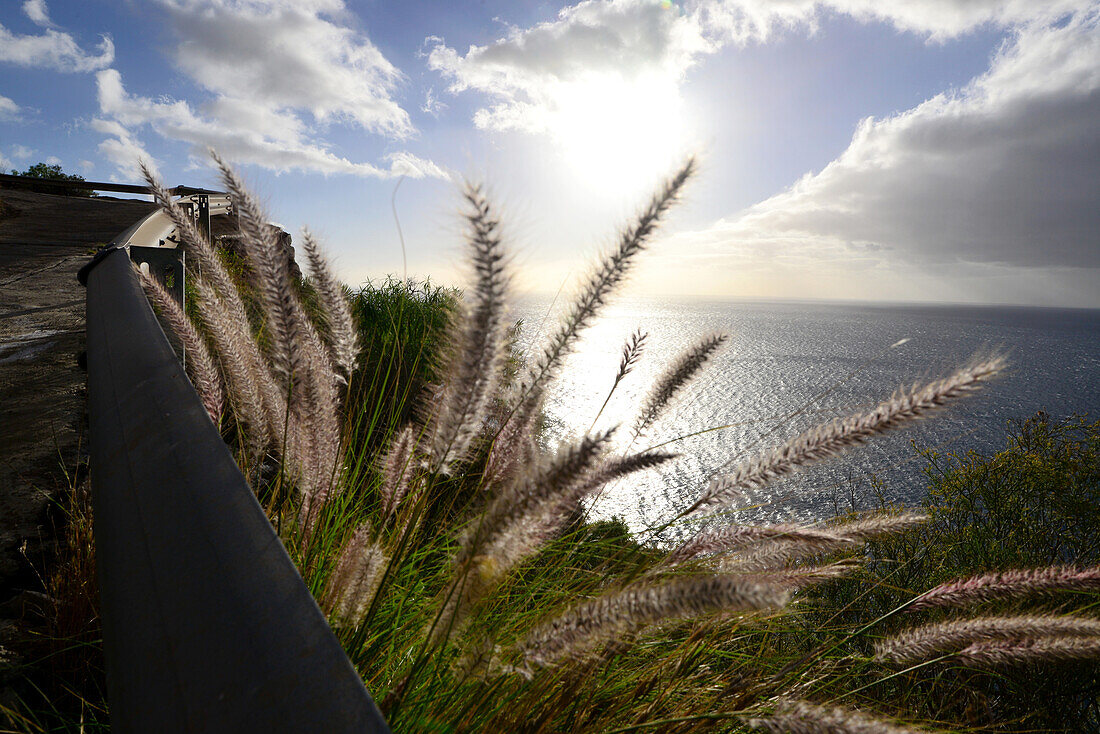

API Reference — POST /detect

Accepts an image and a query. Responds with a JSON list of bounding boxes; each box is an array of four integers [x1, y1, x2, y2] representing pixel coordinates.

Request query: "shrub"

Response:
[[803, 413, 1100, 730], [345, 277, 457, 455], [9, 163, 93, 197]]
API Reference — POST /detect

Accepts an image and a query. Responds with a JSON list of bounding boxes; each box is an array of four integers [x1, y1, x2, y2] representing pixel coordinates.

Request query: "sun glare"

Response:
[[550, 72, 690, 197]]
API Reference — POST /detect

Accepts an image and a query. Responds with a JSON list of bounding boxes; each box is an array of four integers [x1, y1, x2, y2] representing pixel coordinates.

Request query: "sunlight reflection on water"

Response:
[[510, 296, 1100, 541]]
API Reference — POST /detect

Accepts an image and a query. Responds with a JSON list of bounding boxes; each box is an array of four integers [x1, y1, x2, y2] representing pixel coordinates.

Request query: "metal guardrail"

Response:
[[0, 171, 220, 196], [82, 233, 390, 730]]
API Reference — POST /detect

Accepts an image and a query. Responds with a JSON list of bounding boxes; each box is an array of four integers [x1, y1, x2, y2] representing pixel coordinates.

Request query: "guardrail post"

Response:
[[129, 245, 185, 307], [195, 193, 211, 242], [84, 247, 390, 733]]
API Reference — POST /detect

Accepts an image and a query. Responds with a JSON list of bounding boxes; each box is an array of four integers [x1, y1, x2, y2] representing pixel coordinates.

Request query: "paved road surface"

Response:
[[0, 188, 155, 589]]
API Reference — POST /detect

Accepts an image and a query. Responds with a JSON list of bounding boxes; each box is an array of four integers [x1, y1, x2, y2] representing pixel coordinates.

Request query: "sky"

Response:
[[1, 0, 1097, 307]]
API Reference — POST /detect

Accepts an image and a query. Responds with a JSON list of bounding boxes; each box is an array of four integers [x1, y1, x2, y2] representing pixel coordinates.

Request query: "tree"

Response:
[[10, 162, 94, 197]]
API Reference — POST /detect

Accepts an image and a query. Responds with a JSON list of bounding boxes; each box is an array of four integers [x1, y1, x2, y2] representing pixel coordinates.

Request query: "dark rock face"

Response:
[[1, 188, 165, 708], [215, 227, 303, 281], [0, 186, 310, 709], [0, 189, 303, 597], [0, 189, 157, 594]]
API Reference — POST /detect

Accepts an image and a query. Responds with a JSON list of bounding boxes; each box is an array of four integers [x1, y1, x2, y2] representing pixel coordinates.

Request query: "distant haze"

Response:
[[1, 1, 1097, 307]]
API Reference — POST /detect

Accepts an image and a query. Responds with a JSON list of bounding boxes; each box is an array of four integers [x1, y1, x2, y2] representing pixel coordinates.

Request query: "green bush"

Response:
[[9, 163, 93, 197], [919, 411, 1100, 571], [346, 277, 457, 450], [804, 412, 1100, 730]]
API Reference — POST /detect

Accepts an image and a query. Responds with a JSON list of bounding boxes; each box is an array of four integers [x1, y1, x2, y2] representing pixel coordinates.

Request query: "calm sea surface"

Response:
[[510, 297, 1100, 538]]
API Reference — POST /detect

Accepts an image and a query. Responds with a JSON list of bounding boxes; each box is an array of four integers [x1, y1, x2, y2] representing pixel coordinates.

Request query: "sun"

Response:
[[548, 71, 691, 197]]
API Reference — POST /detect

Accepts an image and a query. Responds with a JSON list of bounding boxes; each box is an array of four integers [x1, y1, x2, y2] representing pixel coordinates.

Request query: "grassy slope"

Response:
[[4, 272, 1098, 732]]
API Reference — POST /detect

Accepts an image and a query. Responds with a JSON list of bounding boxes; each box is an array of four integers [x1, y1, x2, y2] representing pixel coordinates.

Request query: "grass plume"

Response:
[[300, 228, 360, 382], [515, 157, 695, 420], [632, 332, 727, 441], [426, 183, 510, 472], [958, 635, 1100, 667], [911, 565, 1100, 611], [590, 328, 647, 430], [875, 614, 1100, 664], [324, 523, 389, 626], [749, 700, 943, 734], [688, 355, 1006, 516], [518, 575, 789, 668], [213, 151, 306, 391], [136, 265, 223, 423], [140, 161, 245, 313], [670, 523, 853, 566]]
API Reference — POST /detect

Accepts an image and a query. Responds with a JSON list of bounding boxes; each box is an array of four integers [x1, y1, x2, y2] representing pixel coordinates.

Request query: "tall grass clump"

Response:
[[6, 154, 1099, 732], [345, 277, 457, 451], [116, 156, 1100, 730]]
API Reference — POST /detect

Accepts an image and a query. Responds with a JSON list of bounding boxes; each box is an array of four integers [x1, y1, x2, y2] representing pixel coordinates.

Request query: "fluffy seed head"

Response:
[[483, 449, 678, 579], [876, 615, 1100, 665], [633, 332, 727, 440], [516, 158, 695, 419], [427, 182, 511, 471], [749, 700, 941, 734], [691, 354, 1006, 516], [301, 228, 360, 382], [136, 265, 224, 423], [379, 424, 418, 520], [520, 575, 787, 666], [464, 429, 616, 566], [957, 635, 1100, 667], [669, 523, 852, 566], [911, 565, 1100, 612], [324, 523, 388, 626], [213, 151, 305, 390]]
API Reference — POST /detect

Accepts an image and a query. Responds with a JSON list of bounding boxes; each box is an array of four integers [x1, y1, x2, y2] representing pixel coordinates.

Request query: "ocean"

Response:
[[510, 297, 1100, 538]]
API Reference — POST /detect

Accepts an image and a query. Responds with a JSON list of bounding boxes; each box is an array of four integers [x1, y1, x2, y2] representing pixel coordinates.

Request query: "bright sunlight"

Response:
[[544, 71, 690, 196]]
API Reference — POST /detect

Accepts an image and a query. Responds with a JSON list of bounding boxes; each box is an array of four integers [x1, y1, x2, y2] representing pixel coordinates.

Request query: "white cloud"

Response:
[[1, 143, 38, 171], [429, 0, 1096, 142], [428, 0, 709, 191], [0, 11, 113, 72], [200, 96, 307, 145], [421, 87, 447, 116], [0, 95, 21, 121], [676, 12, 1100, 276], [93, 69, 450, 181], [45, 155, 62, 166], [91, 116, 160, 180], [154, 0, 412, 137], [428, 0, 1098, 300], [384, 151, 451, 179], [23, 0, 52, 27], [89, 1, 449, 182], [695, 0, 1093, 42], [426, 0, 1095, 194], [429, 0, 711, 135]]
